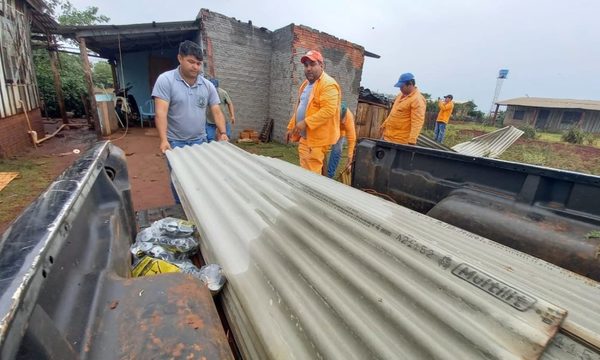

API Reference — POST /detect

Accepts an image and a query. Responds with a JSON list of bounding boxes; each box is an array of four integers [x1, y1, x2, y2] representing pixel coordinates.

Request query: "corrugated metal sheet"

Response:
[[451, 126, 524, 158], [417, 134, 455, 151], [498, 97, 600, 111], [167, 143, 600, 359]]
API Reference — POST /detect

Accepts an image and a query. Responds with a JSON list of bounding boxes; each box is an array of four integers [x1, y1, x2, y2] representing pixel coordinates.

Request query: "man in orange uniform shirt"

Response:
[[434, 94, 454, 143], [380, 73, 426, 145], [286, 50, 341, 174]]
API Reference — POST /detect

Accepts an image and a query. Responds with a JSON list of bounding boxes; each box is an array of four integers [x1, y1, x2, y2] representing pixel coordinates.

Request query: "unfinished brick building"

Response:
[[199, 9, 377, 141], [57, 9, 378, 143]]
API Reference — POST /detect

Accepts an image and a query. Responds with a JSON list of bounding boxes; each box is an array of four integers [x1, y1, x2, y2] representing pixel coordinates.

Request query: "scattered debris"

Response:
[[585, 230, 600, 239], [451, 126, 524, 158], [259, 118, 274, 142], [0, 172, 20, 192], [238, 129, 260, 143], [129, 217, 226, 293], [109, 300, 119, 310]]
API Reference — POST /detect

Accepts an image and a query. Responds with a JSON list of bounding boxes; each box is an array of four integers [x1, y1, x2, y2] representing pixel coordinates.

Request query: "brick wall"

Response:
[[0, 109, 43, 158], [292, 25, 364, 129], [269, 25, 295, 143], [200, 10, 273, 139], [199, 10, 366, 142]]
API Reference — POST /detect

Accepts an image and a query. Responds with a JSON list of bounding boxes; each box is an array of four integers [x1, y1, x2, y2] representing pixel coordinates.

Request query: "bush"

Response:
[[519, 125, 538, 139], [584, 133, 597, 146], [561, 127, 586, 144]]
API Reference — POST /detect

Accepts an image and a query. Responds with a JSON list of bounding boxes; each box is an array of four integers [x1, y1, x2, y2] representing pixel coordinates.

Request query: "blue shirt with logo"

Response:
[[152, 67, 220, 141]]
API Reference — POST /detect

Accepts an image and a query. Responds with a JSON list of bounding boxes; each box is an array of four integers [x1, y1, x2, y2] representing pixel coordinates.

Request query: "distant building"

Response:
[[498, 97, 600, 133]]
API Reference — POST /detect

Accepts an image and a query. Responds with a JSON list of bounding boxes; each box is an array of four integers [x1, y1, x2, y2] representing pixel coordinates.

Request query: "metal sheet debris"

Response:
[[168, 142, 600, 359], [451, 125, 524, 158]]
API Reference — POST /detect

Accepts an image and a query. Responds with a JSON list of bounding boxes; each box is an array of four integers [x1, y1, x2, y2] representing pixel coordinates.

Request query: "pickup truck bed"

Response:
[[352, 139, 600, 281], [0, 142, 232, 359]]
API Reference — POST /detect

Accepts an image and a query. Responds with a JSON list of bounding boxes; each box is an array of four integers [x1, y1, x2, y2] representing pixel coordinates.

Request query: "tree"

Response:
[[93, 61, 113, 88], [45, 0, 109, 26], [57, 1, 110, 26], [33, 0, 109, 118], [454, 100, 485, 122], [35, 50, 87, 117]]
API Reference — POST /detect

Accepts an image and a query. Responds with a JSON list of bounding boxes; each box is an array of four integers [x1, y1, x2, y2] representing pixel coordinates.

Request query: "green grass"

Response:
[[235, 141, 351, 179], [236, 142, 299, 165], [452, 122, 598, 146], [0, 158, 53, 228]]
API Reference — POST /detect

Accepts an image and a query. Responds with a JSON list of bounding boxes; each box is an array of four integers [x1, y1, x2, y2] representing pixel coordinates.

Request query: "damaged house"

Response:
[[57, 9, 379, 142], [0, 0, 56, 157]]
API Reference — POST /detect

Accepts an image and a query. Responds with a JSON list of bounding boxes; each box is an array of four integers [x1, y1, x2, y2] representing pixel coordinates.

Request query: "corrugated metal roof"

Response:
[[167, 143, 600, 359], [417, 134, 455, 151], [497, 97, 600, 111], [451, 126, 524, 158]]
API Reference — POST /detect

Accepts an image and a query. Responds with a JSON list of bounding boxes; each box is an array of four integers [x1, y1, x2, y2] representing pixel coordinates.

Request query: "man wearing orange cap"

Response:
[[286, 50, 341, 174], [380, 73, 426, 145]]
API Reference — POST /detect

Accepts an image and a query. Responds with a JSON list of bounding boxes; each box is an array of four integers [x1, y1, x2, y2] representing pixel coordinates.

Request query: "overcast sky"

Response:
[[69, 0, 600, 111]]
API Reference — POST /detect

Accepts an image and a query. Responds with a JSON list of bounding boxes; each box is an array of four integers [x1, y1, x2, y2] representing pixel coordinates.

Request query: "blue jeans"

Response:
[[206, 122, 232, 142], [167, 138, 207, 204], [434, 122, 447, 143], [327, 137, 346, 178]]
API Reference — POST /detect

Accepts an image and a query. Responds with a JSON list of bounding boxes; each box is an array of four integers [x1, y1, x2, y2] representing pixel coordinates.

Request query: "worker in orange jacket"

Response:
[[380, 73, 426, 145], [327, 102, 356, 178], [434, 94, 454, 143], [286, 50, 341, 174]]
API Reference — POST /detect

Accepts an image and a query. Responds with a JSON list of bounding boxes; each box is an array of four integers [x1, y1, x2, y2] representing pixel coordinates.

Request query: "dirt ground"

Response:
[[3, 120, 600, 233], [107, 127, 173, 210], [0, 123, 173, 233]]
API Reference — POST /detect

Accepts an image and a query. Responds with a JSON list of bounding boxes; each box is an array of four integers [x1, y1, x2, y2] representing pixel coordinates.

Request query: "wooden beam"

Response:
[[55, 49, 104, 58], [67, 24, 198, 38], [578, 110, 586, 128], [109, 59, 119, 90], [78, 37, 102, 138], [531, 108, 539, 127], [491, 104, 500, 125], [48, 44, 68, 124]]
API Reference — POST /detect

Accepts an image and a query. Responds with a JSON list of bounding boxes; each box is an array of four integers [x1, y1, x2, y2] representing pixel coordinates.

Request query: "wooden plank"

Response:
[[0, 172, 19, 192], [6, 84, 15, 116], [49, 47, 68, 123], [78, 37, 101, 137], [0, 29, 11, 117], [12, 84, 21, 112], [68, 24, 199, 38]]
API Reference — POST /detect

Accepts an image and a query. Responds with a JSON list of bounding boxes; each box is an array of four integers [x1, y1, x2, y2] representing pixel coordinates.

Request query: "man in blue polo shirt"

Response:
[[153, 40, 228, 153], [152, 40, 228, 202]]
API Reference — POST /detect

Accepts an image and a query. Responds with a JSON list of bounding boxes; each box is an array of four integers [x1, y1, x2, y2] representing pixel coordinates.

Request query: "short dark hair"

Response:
[[179, 40, 203, 61], [405, 79, 416, 86]]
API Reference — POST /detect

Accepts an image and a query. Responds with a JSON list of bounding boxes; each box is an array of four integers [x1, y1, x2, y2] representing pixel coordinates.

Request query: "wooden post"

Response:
[[491, 104, 500, 125], [577, 111, 586, 129], [78, 37, 101, 138], [531, 109, 539, 127], [48, 41, 68, 124], [109, 59, 119, 90]]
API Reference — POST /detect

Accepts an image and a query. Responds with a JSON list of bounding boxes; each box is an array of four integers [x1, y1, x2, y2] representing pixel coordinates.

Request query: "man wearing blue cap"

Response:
[[380, 73, 426, 145]]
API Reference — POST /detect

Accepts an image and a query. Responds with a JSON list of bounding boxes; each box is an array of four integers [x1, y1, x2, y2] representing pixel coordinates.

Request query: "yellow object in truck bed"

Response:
[[131, 256, 180, 277]]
